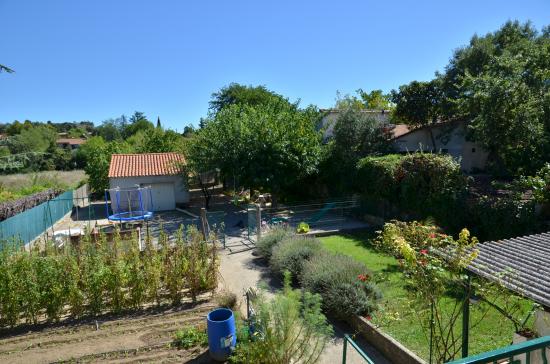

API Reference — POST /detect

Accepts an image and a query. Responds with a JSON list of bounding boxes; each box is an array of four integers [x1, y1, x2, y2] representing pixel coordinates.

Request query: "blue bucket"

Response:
[[207, 308, 236, 361]]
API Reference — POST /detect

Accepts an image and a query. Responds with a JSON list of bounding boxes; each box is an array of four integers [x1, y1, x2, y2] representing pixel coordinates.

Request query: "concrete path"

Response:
[[218, 234, 391, 364]]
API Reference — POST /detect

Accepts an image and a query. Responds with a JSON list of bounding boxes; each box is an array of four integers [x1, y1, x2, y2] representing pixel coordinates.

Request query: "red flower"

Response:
[[429, 233, 436, 239], [357, 274, 370, 282], [366, 315, 372, 321], [420, 249, 428, 255]]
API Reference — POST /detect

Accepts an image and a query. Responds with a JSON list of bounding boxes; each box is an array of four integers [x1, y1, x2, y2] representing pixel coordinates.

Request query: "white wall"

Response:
[[392, 122, 489, 172], [109, 175, 189, 211]]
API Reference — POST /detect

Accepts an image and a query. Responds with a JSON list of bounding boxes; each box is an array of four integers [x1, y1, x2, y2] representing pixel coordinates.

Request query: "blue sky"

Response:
[[0, 0, 548, 131]]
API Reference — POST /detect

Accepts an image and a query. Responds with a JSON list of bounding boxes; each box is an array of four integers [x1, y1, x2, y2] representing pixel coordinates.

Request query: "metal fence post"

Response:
[[342, 335, 348, 364], [462, 273, 472, 358], [255, 204, 261, 242], [200, 208, 208, 240]]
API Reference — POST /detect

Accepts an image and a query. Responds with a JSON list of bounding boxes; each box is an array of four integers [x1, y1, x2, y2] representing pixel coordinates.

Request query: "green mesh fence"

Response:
[[0, 190, 74, 246]]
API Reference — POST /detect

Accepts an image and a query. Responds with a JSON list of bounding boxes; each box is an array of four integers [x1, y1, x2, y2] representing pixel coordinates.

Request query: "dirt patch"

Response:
[[0, 301, 217, 364]]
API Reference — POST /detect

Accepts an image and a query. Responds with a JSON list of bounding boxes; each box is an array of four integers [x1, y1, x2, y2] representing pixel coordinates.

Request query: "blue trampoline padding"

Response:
[[108, 211, 153, 221]]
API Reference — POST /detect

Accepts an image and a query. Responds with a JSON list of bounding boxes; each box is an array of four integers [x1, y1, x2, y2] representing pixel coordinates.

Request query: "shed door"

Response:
[[149, 182, 175, 211]]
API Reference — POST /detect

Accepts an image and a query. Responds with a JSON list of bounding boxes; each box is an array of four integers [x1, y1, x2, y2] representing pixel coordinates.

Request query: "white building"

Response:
[[391, 120, 489, 173], [108, 153, 189, 211]]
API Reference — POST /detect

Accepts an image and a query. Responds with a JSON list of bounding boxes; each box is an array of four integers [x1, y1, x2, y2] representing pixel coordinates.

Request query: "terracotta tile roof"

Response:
[[108, 153, 185, 178], [56, 138, 87, 145], [390, 124, 411, 139]]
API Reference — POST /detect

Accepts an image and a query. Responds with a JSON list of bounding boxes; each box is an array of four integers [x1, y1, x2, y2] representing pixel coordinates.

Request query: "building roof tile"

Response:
[[440, 231, 550, 308], [108, 153, 185, 178]]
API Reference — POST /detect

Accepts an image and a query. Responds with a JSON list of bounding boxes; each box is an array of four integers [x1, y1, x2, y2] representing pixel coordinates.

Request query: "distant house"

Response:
[[108, 153, 189, 211], [319, 109, 392, 140], [390, 120, 488, 173], [56, 138, 86, 150]]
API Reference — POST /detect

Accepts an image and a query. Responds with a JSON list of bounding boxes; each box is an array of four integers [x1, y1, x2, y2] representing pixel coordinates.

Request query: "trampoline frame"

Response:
[[105, 186, 154, 223]]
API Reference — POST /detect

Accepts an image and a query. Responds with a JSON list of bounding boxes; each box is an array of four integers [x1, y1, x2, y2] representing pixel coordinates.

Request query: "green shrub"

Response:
[[399, 154, 468, 218], [256, 226, 293, 259], [215, 290, 238, 310], [375, 220, 450, 255], [356, 154, 402, 200], [230, 272, 332, 364], [323, 281, 380, 320], [301, 251, 380, 317], [173, 326, 208, 349], [270, 236, 322, 281], [0, 225, 219, 328], [357, 153, 469, 229], [296, 221, 310, 234], [468, 195, 537, 241]]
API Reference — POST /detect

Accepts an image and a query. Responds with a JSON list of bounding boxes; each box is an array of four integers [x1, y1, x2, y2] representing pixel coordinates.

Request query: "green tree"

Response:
[[6, 121, 23, 135], [188, 102, 322, 202], [391, 21, 550, 175], [82, 137, 132, 192], [8, 125, 57, 154], [132, 128, 181, 153], [334, 89, 392, 110], [322, 105, 391, 194], [447, 21, 550, 175], [123, 112, 154, 138], [208, 83, 293, 115], [182, 124, 195, 138], [390, 80, 443, 148], [357, 88, 392, 110], [96, 118, 123, 141]]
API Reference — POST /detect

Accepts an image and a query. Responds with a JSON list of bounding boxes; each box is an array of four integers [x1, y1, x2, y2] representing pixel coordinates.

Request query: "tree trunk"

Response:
[[199, 178, 211, 210]]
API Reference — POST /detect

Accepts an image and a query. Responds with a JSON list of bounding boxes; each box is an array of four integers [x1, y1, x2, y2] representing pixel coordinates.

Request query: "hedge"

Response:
[[356, 153, 469, 231], [356, 153, 540, 240]]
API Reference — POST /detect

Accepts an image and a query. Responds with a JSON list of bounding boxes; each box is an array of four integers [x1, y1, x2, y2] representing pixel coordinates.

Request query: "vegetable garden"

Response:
[[0, 225, 218, 328]]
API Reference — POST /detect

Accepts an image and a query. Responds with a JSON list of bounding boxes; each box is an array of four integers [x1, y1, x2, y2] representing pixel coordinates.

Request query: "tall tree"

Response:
[[357, 89, 392, 110], [188, 101, 322, 204], [390, 80, 443, 148], [447, 21, 549, 175], [208, 83, 294, 115], [124, 112, 154, 138], [322, 105, 391, 194], [392, 21, 550, 175]]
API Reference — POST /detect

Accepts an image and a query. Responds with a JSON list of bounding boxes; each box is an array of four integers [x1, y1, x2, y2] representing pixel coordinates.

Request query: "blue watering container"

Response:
[[207, 308, 237, 361]]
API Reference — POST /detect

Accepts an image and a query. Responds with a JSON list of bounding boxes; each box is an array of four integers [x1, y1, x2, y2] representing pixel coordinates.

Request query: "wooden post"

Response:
[[200, 208, 208, 240], [256, 204, 262, 242]]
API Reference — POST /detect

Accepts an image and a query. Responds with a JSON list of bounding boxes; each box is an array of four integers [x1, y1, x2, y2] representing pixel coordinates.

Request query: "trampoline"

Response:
[[105, 186, 154, 222]]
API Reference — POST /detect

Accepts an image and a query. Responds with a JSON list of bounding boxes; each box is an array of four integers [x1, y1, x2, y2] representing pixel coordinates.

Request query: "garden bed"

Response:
[[0, 300, 215, 363], [319, 233, 528, 361]]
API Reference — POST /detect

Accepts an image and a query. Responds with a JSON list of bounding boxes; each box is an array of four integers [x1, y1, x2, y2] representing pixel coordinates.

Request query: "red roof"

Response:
[[108, 153, 185, 178], [391, 124, 411, 139]]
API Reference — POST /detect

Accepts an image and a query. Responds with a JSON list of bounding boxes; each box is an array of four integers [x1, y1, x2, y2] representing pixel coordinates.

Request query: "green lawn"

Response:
[[320, 233, 522, 361]]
